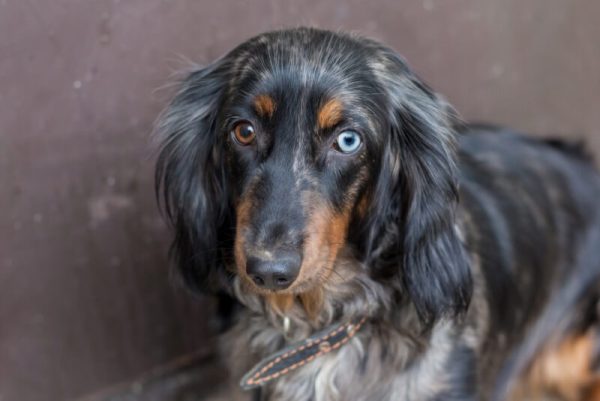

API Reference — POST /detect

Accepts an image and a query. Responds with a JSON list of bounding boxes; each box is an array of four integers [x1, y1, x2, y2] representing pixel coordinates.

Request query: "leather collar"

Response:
[[240, 316, 367, 390]]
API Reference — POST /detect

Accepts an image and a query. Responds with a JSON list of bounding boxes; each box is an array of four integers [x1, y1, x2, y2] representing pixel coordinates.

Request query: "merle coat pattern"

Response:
[[155, 28, 600, 401]]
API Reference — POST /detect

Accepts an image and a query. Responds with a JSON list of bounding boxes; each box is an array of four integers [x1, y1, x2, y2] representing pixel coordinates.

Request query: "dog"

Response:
[[155, 28, 600, 401]]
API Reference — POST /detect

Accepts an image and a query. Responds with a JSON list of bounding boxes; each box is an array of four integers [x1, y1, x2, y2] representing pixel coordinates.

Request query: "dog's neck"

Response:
[[224, 260, 455, 401]]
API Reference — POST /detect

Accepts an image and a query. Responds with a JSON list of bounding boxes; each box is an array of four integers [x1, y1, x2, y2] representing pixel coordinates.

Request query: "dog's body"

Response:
[[155, 28, 600, 400]]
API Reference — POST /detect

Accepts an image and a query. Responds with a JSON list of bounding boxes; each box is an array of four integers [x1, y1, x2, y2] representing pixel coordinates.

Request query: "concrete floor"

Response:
[[77, 348, 227, 401]]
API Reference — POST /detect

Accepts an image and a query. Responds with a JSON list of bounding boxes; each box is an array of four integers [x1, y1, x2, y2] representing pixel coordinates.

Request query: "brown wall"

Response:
[[1, 1, 599, 400]]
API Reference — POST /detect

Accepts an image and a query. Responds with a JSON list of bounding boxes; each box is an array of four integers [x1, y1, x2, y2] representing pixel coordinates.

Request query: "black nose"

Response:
[[246, 252, 301, 291]]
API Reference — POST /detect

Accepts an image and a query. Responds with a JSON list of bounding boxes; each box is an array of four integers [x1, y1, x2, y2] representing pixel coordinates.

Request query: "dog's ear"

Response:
[[365, 49, 472, 325], [155, 58, 233, 294]]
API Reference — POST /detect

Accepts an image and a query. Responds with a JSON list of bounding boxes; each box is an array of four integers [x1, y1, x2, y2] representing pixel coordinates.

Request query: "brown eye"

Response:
[[232, 121, 256, 145]]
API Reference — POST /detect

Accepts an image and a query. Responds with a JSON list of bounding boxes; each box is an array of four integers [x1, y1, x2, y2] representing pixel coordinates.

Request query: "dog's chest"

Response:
[[224, 317, 469, 401]]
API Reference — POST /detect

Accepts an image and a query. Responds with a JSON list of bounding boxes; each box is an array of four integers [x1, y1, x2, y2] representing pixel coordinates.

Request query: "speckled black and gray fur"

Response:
[[155, 28, 600, 400]]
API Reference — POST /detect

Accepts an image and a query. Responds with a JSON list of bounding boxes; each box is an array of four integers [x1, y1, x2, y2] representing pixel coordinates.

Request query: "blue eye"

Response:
[[334, 130, 362, 154]]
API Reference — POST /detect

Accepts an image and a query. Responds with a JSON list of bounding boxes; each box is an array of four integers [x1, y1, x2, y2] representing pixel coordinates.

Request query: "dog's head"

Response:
[[156, 28, 472, 323]]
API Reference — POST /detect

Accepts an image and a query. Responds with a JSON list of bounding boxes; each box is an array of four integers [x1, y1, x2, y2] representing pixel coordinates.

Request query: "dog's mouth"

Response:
[[238, 263, 332, 318], [234, 239, 339, 317], [235, 249, 362, 320]]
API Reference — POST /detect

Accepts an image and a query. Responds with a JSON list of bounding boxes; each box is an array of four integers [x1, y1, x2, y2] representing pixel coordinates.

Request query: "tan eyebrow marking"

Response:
[[317, 98, 344, 130], [254, 94, 276, 118]]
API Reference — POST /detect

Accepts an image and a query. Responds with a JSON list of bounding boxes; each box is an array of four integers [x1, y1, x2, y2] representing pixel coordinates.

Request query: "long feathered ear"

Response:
[[154, 58, 233, 294], [366, 49, 472, 324]]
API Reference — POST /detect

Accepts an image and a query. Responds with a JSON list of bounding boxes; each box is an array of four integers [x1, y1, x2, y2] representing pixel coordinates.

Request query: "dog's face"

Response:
[[231, 96, 370, 294], [156, 28, 472, 322], [223, 40, 387, 295]]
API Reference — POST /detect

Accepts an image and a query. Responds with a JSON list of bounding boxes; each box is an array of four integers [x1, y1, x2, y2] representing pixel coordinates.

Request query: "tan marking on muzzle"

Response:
[[317, 98, 343, 130], [266, 293, 294, 314], [299, 287, 325, 321], [234, 194, 253, 276], [254, 94, 276, 119], [290, 200, 353, 300]]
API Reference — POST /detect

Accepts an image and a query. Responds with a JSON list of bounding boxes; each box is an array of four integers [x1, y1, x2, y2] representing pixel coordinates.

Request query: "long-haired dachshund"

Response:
[[155, 28, 600, 401]]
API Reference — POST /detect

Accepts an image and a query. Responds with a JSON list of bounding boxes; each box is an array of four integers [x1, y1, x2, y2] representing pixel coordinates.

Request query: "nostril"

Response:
[[274, 275, 290, 286], [250, 274, 265, 286]]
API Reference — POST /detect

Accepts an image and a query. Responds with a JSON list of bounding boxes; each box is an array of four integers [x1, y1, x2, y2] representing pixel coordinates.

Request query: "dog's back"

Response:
[[457, 125, 600, 398]]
